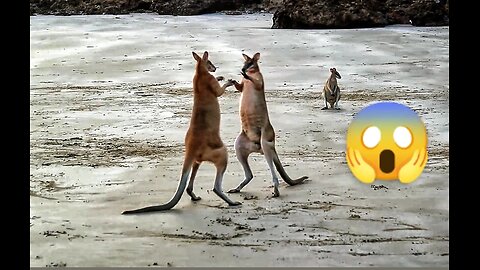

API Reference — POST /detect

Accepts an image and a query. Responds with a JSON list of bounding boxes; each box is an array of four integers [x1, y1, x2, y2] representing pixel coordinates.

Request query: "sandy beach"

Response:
[[30, 13, 449, 267]]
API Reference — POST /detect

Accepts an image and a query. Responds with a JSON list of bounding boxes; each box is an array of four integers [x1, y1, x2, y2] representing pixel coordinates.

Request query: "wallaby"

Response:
[[227, 52, 308, 197], [122, 51, 241, 214], [322, 68, 341, 110]]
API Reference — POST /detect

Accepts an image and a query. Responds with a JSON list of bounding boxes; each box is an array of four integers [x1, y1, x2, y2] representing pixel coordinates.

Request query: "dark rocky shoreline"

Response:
[[30, 0, 449, 28], [29, 0, 265, 16], [272, 0, 449, 28]]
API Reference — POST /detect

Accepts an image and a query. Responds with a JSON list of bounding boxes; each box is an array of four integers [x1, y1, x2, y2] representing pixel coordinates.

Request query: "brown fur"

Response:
[[322, 67, 341, 110], [227, 52, 308, 197], [122, 51, 240, 214]]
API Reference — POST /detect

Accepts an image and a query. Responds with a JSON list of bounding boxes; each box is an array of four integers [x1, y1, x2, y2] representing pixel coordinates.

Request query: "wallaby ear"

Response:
[[202, 51, 209, 61], [253, 52, 260, 61], [242, 53, 250, 62], [192, 52, 201, 62]]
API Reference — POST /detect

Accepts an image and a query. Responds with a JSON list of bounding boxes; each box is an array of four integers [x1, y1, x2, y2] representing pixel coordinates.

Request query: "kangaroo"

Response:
[[322, 68, 341, 110], [122, 51, 241, 214], [227, 52, 308, 197]]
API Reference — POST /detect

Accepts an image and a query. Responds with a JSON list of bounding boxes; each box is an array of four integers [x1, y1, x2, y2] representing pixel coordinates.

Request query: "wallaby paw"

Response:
[[241, 71, 251, 81], [321, 107, 328, 110], [227, 188, 241, 193]]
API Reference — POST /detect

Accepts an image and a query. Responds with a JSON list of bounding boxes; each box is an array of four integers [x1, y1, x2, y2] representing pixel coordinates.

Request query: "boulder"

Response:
[[30, 0, 262, 16], [29, 0, 449, 28], [30, 0, 155, 15], [152, 0, 262, 16], [272, 0, 449, 29]]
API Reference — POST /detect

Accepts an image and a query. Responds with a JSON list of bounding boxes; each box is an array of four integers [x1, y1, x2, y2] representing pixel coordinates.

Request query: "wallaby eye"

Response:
[[362, 126, 381, 149], [393, 126, 412, 148]]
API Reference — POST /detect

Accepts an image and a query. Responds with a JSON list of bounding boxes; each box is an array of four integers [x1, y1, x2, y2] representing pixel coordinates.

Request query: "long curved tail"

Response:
[[273, 154, 308, 186], [122, 159, 193, 215]]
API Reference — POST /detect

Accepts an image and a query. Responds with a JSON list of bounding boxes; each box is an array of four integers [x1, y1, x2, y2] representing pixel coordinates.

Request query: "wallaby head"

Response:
[[241, 52, 261, 73], [193, 51, 217, 73], [330, 67, 341, 79]]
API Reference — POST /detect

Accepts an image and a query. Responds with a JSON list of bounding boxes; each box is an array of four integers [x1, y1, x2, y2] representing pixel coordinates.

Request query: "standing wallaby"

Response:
[[227, 52, 308, 197], [122, 51, 240, 214], [322, 68, 341, 110]]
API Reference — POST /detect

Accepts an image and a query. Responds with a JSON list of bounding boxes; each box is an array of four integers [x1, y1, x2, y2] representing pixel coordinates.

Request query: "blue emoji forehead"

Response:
[[353, 102, 423, 127]]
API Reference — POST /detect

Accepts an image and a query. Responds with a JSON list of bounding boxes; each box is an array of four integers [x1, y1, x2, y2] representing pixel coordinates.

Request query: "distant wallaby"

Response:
[[122, 51, 240, 214], [322, 68, 341, 110], [227, 52, 308, 197]]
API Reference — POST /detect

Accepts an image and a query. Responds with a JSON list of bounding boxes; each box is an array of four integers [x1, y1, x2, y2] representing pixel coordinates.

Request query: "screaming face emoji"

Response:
[[346, 102, 428, 184]]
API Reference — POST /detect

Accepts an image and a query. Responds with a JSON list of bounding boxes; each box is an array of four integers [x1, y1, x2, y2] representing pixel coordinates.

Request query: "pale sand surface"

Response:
[[30, 13, 448, 267]]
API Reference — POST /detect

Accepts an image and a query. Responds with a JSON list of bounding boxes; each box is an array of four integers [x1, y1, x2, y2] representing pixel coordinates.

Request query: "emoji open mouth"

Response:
[[380, 149, 395, 173]]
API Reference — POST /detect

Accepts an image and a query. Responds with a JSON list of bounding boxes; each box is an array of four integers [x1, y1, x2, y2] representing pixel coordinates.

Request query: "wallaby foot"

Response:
[[186, 188, 201, 201], [273, 185, 280, 197], [229, 201, 242, 206], [213, 188, 242, 206], [227, 188, 241, 193], [226, 177, 252, 194], [321, 106, 329, 110]]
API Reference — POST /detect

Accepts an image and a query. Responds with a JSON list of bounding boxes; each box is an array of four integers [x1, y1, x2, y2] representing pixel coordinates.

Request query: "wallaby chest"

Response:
[[190, 77, 221, 133], [240, 81, 269, 129]]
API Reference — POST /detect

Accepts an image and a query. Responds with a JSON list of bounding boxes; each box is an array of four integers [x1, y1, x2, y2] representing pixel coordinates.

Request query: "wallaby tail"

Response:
[[273, 154, 308, 186], [122, 159, 193, 215]]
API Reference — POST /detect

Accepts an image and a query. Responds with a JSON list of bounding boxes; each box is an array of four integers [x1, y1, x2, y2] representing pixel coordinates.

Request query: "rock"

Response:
[[30, 0, 155, 15], [152, 0, 262, 16], [272, 0, 449, 29], [29, 0, 449, 28], [406, 0, 449, 26], [262, 0, 284, 12], [272, 0, 389, 29], [30, 0, 263, 16]]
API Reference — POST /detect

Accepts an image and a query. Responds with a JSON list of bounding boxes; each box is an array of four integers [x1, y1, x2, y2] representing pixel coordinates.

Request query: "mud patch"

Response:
[[31, 137, 183, 167]]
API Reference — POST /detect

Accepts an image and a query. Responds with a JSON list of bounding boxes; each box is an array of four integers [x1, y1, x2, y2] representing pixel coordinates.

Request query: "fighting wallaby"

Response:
[[227, 52, 308, 197], [322, 68, 341, 110], [122, 51, 240, 214]]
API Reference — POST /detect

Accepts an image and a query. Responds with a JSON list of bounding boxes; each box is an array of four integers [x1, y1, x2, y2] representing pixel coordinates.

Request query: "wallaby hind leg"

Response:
[[272, 153, 309, 186], [228, 132, 260, 193], [322, 95, 329, 110], [210, 146, 242, 206], [334, 102, 340, 110], [186, 162, 201, 201], [334, 90, 341, 110], [261, 138, 281, 197]]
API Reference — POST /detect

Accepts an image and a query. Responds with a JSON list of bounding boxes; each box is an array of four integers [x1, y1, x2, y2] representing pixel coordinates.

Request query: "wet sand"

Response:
[[30, 13, 449, 267]]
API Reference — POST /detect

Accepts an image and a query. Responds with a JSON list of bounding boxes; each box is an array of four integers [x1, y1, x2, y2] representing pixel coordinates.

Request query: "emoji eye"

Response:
[[362, 126, 381, 148], [393, 126, 412, 148]]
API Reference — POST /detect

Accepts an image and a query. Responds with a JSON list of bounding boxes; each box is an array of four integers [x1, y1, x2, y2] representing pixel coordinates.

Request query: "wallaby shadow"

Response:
[[320, 107, 344, 111]]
